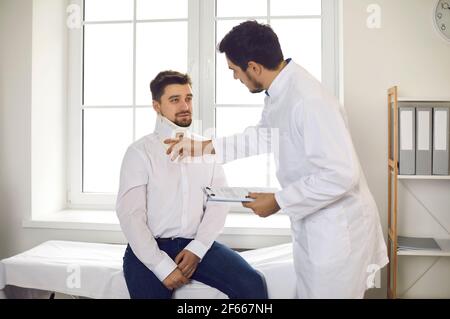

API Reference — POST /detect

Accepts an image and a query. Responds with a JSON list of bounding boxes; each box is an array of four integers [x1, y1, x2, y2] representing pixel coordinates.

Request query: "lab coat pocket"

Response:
[[305, 207, 351, 266]]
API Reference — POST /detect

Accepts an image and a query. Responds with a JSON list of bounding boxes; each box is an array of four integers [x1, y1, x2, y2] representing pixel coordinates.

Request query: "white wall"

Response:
[[0, 0, 33, 261], [31, 0, 68, 219], [1, 0, 450, 298], [342, 0, 450, 298]]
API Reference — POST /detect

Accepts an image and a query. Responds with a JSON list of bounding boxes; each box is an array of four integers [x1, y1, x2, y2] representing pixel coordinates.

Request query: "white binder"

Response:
[[416, 107, 433, 175], [433, 107, 450, 175], [399, 105, 416, 175]]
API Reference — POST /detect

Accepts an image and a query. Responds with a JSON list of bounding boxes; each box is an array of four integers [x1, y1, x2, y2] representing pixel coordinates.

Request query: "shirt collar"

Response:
[[154, 114, 191, 141], [265, 58, 293, 98]]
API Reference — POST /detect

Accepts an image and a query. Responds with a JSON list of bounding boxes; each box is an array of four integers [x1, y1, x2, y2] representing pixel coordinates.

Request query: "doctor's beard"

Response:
[[245, 72, 264, 94]]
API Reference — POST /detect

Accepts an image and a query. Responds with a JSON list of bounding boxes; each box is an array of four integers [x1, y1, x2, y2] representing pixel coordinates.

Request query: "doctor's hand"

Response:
[[175, 249, 200, 279], [242, 193, 281, 218], [162, 268, 189, 290], [164, 137, 214, 161]]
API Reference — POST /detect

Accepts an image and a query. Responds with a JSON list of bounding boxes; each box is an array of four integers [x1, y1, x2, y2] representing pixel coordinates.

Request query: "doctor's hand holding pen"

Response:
[[242, 193, 281, 218]]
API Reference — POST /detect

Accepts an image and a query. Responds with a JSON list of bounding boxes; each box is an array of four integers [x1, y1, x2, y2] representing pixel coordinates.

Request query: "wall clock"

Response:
[[434, 0, 450, 42]]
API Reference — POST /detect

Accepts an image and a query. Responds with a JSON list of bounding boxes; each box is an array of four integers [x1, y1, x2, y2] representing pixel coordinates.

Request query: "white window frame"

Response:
[[68, 0, 340, 209]]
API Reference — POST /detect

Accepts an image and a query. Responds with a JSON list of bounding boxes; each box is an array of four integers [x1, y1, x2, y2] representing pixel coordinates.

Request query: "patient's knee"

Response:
[[232, 270, 268, 299]]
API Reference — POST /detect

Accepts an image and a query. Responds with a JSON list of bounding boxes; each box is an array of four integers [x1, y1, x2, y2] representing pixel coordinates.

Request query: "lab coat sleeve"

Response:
[[275, 98, 360, 221], [116, 147, 177, 282], [185, 164, 229, 260], [212, 110, 276, 164]]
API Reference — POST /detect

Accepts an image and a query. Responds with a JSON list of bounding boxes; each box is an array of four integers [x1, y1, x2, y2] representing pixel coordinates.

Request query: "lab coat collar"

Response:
[[154, 114, 191, 140], [266, 58, 294, 100]]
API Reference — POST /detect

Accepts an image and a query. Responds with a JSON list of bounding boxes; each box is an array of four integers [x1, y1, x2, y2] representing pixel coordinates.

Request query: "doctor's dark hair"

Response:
[[218, 20, 284, 71], [150, 71, 192, 102]]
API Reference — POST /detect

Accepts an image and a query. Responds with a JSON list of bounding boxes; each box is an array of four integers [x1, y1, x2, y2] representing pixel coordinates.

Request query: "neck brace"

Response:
[[154, 114, 191, 149]]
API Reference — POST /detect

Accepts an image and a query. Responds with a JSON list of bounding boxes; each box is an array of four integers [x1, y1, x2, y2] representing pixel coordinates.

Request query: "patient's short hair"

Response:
[[150, 71, 192, 102]]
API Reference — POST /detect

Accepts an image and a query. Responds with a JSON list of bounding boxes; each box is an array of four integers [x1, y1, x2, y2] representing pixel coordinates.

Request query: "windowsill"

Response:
[[23, 209, 291, 236]]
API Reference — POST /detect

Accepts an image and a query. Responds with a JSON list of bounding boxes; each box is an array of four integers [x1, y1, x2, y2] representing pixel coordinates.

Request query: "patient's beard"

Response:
[[174, 112, 192, 128]]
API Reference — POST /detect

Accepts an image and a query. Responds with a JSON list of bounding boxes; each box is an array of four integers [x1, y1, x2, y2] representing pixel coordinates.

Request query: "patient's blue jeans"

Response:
[[123, 238, 268, 299]]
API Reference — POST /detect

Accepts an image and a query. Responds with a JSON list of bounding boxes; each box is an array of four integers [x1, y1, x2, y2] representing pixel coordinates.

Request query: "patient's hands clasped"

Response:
[[175, 249, 200, 279], [162, 268, 189, 290], [162, 249, 200, 290]]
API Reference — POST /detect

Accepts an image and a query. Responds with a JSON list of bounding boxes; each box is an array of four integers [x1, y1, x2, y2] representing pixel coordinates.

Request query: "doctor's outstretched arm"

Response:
[[165, 116, 275, 163]]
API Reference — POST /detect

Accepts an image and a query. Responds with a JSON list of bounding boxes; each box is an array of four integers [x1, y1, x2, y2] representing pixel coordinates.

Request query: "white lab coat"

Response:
[[213, 61, 388, 298]]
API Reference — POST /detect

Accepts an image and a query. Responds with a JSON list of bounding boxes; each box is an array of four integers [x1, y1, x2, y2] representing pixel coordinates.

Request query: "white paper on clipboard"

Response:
[[202, 186, 278, 203]]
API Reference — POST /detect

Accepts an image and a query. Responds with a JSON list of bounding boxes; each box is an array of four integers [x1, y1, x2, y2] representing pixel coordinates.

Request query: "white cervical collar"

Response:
[[154, 114, 191, 142]]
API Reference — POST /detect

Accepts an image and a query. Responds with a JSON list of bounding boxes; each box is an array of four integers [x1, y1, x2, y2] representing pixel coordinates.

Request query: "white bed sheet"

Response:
[[0, 241, 296, 299]]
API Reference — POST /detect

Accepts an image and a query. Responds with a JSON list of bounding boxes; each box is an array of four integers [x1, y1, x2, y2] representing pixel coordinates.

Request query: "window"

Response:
[[68, 0, 339, 209]]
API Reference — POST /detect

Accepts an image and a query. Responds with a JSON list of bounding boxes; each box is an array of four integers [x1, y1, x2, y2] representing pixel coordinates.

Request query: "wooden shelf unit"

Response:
[[387, 86, 399, 299], [387, 86, 450, 299]]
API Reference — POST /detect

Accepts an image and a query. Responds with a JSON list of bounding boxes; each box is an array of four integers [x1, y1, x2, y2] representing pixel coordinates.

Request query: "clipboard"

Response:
[[202, 186, 278, 203]]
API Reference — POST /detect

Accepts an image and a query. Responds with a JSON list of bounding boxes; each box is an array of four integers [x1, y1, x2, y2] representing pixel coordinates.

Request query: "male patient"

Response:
[[116, 70, 267, 299]]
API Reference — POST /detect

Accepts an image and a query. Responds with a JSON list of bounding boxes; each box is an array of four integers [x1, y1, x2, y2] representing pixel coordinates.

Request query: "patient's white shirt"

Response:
[[116, 116, 229, 282]]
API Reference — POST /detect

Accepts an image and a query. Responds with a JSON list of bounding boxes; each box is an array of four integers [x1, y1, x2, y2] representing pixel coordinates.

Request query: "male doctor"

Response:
[[165, 21, 388, 298]]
